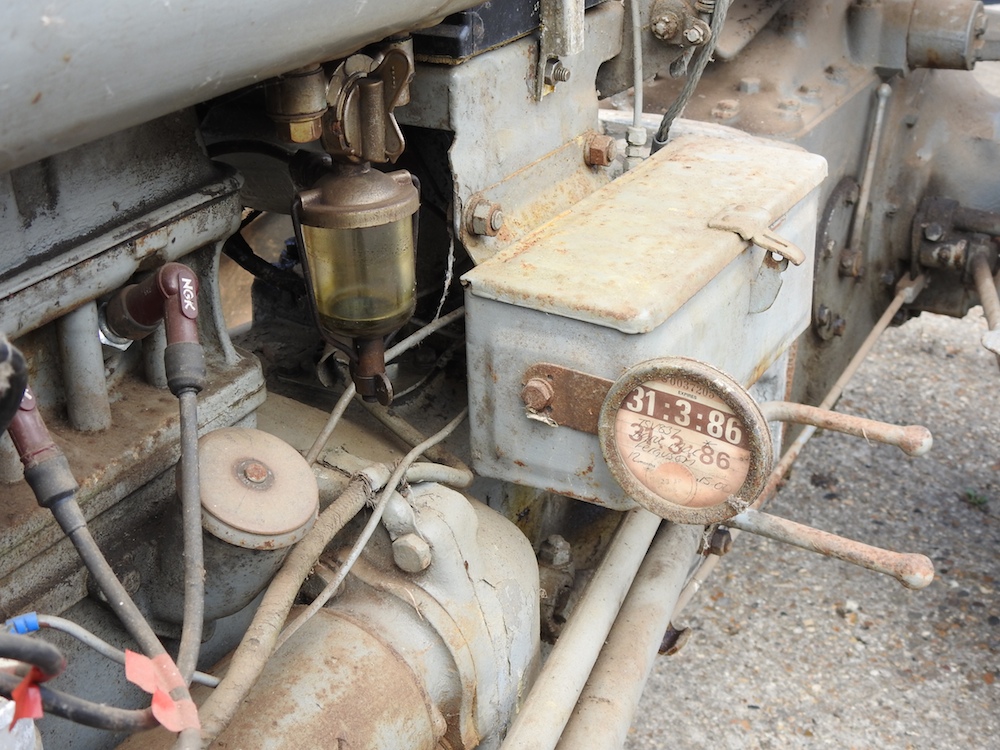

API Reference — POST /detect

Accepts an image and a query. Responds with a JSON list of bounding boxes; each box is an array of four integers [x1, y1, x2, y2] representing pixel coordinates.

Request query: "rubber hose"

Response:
[[0, 633, 65, 680], [0, 672, 157, 732], [175, 390, 204, 685]]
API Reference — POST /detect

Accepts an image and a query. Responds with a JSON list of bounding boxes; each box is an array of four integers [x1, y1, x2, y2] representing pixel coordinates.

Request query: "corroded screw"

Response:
[[585, 133, 618, 167], [242, 460, 270, 484], [707, 527, 733, 556], [651, 12, 680, 41], [684, 26, 707, 45], [521, 377, 554, 411], [467, 197, 504, 237]]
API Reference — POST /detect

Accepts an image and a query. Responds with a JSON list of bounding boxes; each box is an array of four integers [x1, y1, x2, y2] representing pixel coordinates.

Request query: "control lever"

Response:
[[759, 401, 933, 457], [597, 356, 936, 589], [728, 400, 936, 589], [724, 510, 935, 589]]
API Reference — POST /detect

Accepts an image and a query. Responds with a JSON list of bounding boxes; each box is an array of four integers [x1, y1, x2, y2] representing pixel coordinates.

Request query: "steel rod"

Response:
[[553, 522, 702, 750], [500, 509, 662, 750]]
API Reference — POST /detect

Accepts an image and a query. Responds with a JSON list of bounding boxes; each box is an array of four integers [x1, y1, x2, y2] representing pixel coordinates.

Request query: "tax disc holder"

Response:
[[598, 357, 935, 589], [598, 357, 773, 525]]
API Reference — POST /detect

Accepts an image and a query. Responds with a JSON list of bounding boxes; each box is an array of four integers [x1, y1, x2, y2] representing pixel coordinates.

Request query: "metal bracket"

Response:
[[708, 205, 806, 266], [535, 0, 585, 100], [521, 363, 611, 433]]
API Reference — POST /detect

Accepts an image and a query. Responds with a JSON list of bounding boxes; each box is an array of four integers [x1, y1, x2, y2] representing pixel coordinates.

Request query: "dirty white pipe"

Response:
[[501, 509, 661, 750], [553, 522, 702, 750]]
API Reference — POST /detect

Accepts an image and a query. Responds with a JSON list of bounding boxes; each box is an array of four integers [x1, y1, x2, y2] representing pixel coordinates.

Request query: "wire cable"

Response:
[[650, 0, 731, 152], [175, 390, 205, 686], [276, 407, 470, 650], [5, 614, 218, 688], [0, 632, 65, 680], [0, 673, 158, 732]]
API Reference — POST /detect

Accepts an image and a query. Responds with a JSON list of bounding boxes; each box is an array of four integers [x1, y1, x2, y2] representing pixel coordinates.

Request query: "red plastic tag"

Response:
[[125, 651, 201, 732], [10, 666, 45, 728]]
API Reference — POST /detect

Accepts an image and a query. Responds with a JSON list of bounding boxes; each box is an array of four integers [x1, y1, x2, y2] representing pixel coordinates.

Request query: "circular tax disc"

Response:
[[598, 357, 773, 525]]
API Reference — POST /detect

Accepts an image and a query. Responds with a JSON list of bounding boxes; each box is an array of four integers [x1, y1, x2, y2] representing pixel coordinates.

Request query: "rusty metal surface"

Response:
[[465, 128, 823, 509], [399, 1, 624, 265], [463, 131, 826, 334], [522, 363, 612, 434], [212, 608, 443, 750]]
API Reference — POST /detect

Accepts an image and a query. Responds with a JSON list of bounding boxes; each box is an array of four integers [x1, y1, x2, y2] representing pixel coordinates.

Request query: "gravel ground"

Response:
[[627, 308, 1000, 749]]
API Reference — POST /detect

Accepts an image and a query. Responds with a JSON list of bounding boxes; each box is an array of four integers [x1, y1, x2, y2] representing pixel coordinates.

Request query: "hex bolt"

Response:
[[584, 133, 618, 167], [467, 197, 504, 237], [707, 527, 733, 556], [544, 60, 571, 86], [521, 377, 555, 411], [651, 12, 680, 41], [392, 533, 432, 573], [684, 26, 706, 45], [816, 305, 832, 328], [738, 77, 761, 94], [923, 222, 945, 241], [832, 316, 847, 337]]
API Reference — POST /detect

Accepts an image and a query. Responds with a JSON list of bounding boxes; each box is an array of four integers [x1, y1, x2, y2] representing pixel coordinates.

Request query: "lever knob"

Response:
[[760, 401, 932, 457], [725, 509, 935, 589]]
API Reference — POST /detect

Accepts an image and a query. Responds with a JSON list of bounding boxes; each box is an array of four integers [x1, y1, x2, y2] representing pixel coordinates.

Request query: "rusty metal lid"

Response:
[[198, 428, 318, 550], [298, 163, 418, 229], [462, 131, 827, 334]]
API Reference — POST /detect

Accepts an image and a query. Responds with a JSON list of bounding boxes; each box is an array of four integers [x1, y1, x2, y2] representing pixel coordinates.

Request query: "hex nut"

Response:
[[684, 26, 706, 44], [393, 533, 432, 573], [522, 377, 555, 411], [707, 527, 733, 556], [277, 117, 323, 144], [651, 12, 680, 41], [585, 133, 618, 167], [467, 198, 504, 237], [544, 60, 571, 85]]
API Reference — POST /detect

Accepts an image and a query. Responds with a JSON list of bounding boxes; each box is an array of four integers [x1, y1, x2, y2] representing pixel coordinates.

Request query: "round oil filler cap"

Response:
[[198, 428, 319, 549], [598, 357, 773, 525]]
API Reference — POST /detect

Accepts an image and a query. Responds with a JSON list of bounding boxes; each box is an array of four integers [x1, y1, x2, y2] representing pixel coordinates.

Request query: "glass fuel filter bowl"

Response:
[[295, 162, 419, 404]]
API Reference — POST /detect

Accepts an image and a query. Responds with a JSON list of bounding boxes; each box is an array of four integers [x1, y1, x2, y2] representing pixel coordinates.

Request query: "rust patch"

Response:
[[521, 363, 613, 434]]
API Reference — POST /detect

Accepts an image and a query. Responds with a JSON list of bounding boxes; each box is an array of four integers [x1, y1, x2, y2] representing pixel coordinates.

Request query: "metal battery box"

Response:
[[462, 127, 827, 509]]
